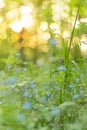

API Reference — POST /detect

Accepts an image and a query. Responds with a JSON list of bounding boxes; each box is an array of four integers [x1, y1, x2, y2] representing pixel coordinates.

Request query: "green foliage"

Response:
[[0, 0, 87, 130]]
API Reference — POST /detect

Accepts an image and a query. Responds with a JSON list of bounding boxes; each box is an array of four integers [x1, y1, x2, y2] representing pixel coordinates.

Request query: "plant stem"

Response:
[[64, 0, 82, 91], [67, 0, 82, 61]]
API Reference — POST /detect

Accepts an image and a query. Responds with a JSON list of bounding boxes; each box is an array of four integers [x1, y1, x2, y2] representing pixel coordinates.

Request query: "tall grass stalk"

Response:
[[64, 0, 82, 86], [57, 0, 82, 104]]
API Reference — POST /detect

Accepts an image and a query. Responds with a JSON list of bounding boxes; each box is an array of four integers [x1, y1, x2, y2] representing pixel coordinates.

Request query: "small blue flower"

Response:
[[80, 73, 84, 77], [5, 76, 18, 85], [39, 96, 47, 102], [51, 107, 61, 116], [73, 94, 79, 99], [49, 38, 57, 45], [17, 113, 25, 121], [74, 78, 80, 82], [7, 64, 12, 70], [58, 66, 66, 71], [22, 101, 32, 109], [24, 91, 30, 97], [15, 53, 21, 57], [31, 81, 36, 88], [72, 67, 76, 71], [46, 93, 51, 97], [68, 84, 74, 89]]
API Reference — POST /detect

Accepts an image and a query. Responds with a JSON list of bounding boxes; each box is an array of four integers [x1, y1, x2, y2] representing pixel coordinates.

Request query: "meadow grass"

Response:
[[0, 0, 87, 130]]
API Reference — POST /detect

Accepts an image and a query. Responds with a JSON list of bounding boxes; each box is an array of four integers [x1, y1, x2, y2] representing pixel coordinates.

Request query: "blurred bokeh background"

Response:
[[0, 0, 87, 68]]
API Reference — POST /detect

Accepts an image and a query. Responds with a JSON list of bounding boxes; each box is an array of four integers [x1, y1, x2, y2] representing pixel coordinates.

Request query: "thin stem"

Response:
[[67, 0, 82, 63], [64, 0, 82, 87]]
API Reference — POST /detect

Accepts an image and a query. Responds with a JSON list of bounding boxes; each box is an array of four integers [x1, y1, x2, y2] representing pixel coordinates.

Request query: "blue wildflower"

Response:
[[58, 66, 66, 71], [49, 38, 57, 45], [22, 101, 32, 109]]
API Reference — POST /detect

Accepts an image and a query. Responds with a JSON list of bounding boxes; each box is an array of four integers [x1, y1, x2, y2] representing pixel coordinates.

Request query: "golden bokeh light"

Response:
[[8, 5, 34, 32], [41, 45, 49, 53], [80, 35, 87, 53], [81, 43, 87, 53], [0, 0, 86, 54], [0, 0, 5, 8], [41, 32, 50, 40], [11, 32, 20, 42], [0, 17, 3, 23], [40, 22, 48, 31], [9, 20, 23, 32], [63, 31, 70, 38]]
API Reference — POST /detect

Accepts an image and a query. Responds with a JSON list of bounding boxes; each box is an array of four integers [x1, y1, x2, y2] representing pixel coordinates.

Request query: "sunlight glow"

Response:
[[6, 9, 20, 20], [80, 18, 87, 22], [0, 0, 5, 8], [8, 5, 34, 32], [80, 36, 87, 53], [50, 23, 60, 34], [42, 45, 49, 52], [20, 15, 34, 29], [52, 2, 69, 21], [20, 5, 33, 15], [63, 31, 70, 38], [40, 22, 48, 31], [0, 17, 3, 23], [42, 32, 50, 40], [72, 21, 80, 28], [9, 20, 23, 32], [81, 43, 87, 52], [50, 23, 59, 30]]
